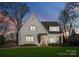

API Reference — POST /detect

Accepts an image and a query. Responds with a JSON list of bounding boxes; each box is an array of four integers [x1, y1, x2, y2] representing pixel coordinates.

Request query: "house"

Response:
[[18, 14, 63, 46]]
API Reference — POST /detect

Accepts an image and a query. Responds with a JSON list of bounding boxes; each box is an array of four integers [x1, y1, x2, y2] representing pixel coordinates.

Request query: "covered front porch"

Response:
[[37, 33, 63, 46], [37, 33, 48, 46]]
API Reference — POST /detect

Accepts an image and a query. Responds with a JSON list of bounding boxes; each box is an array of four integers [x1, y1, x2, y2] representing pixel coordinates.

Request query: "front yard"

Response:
[[0, 46, 78, 57]]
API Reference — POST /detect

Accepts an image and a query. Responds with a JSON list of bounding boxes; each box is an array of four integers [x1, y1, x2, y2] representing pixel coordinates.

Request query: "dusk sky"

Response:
[[26, 2, 66, 21]]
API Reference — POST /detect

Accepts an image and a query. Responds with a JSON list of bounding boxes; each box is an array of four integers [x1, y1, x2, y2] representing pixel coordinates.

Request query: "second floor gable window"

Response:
[[30, 25, 36, 31]]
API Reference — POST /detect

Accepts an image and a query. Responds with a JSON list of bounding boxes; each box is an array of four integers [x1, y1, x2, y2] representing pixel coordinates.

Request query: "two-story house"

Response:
[[18, 14, 63, 46]]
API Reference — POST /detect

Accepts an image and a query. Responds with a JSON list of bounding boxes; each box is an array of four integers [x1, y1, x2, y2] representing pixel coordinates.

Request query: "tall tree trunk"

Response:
[[16, 29, 19, 45], [16, 22, 22, 45]]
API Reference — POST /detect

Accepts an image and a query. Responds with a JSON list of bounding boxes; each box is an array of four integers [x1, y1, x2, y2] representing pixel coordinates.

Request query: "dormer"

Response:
[[41, 21, 61, 33]]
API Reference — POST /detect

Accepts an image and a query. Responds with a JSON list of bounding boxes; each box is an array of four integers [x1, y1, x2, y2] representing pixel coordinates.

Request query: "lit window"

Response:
[[26, 36, 34, 43], [50, 37, 54, 43], [30, 36, 33, 42], [49, 26, 54, 31], [26, 36, 29, 43], [30, 25, 36, 31], [49, 26, 59, 31], [50, 38, 53, 43], [55, 27, 59, 31]]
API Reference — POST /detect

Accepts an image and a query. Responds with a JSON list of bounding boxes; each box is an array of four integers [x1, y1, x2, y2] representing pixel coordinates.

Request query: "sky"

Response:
[[26, 2, 66, 21], [0, 2, 66, 34]]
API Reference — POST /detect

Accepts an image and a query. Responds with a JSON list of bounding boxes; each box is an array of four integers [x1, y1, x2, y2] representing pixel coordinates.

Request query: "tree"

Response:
[[59, 2, 79, 38], [0, 10, 10, 35], [0, 10, 11, 46], [0, 35, 5, 46], [0, 2, 30, 44], [59, 9, 69, 38]]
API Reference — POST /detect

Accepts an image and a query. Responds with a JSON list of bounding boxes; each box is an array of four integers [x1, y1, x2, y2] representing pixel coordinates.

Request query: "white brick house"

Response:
[[18, 14, 63, 46]]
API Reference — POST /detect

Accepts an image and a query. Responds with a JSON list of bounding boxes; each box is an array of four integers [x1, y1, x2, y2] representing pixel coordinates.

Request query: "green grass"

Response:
[[0, 47, 79, 57]]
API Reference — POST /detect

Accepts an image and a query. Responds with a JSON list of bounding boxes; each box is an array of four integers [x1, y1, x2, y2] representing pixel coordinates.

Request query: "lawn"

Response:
[[0, 47, 78, 57]]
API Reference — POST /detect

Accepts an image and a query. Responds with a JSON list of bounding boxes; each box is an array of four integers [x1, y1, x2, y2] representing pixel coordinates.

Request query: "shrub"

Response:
[[3, 40, 17, 48], [48, 43, 58, 46], [0, 35, 5, 46], [22, 44, 38, 46], [67, 34, 79, 46]]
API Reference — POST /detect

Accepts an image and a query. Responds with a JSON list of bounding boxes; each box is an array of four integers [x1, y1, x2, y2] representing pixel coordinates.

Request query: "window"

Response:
[[30, 25, 36, 31], [49, 26, 59, 31], [55, 27, 59, 31], [50, 37, 54, 43], [49, 26, 54, 31], [26, 36, 34, 43]]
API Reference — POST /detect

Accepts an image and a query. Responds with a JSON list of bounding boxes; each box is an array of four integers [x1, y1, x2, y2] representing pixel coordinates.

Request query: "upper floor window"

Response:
[[49, 26, 59, 31], [30, 25, 36, 31], [49, 26, 54, 31]]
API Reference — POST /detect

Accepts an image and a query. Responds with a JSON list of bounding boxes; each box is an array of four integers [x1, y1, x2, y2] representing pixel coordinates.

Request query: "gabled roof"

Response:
[[22, 13, 62, 34], [41, 21, 62, 34]]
